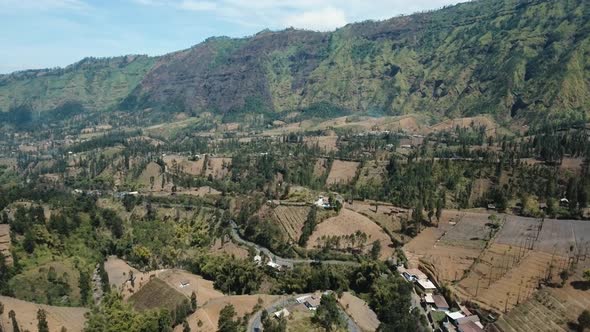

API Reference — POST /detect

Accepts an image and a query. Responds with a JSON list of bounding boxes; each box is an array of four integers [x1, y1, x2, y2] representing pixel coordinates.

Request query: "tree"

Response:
[[578, 310, 590, 332], [79, 270, 91, 305], [37, 309, 49, 332], [370, 240, 381, 260], [217, 304, 239, 332], [313, 293, 344, 331], [584, 269, 590, 283], [0, 301, 4, 332], [23, 229, 35, 254], [182, 320, 191, 332], [9, 310, 19, 332], [190, 291, 197, 312]]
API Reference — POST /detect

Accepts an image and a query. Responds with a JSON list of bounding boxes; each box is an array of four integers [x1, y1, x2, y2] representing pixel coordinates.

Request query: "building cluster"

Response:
[[399, 267, 485, 332]]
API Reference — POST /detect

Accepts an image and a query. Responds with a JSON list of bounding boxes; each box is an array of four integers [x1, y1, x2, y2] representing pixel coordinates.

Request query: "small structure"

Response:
[[560, 198, 569, 207], [266, 261, 282, 271], [304, 296, 322, 311], [456, 316, 484, 332], [425, 294, 449, 311], [315, 196, 331, 209], [179, 280, 190, 288], [401, 268, 428, 282], [254, 254, 262, 266], [416, 279, 437, 293], [486, 204, 496, 210], [273, 308, 290, 319]]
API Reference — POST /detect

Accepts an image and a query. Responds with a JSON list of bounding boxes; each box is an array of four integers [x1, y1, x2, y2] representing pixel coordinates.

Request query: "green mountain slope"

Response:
[[1, 0, 588, 126]]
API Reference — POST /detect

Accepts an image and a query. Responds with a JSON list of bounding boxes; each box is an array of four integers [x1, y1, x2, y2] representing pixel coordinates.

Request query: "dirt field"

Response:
[[345, 201, 408, 240], [339, 292, 379, 332], [492, 262, 590, 332], [0, 224, 12, 265], [211, 238, 250, 259], [163, 154, 205, 176], [304, 136, 339, 152], [326, 160, 359, 186], [313, 158, 328, 177], [559, 157, 584, 173], [271, 205, 311, 241], [204, 157, 231, 180], [104, 256, 157, 299], [137, 161, 164, 189], [0, 295, 88, 332], [177, 295, 278, 332], [129, 277, 187, 311], [428, 116, 497, 136], [307, 209, 393, 260], [438, 211, 496, 250]]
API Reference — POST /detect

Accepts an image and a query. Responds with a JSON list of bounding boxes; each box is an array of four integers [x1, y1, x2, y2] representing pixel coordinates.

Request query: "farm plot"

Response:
[[104, 256, 158, 299], [137, 161, 164, 190], [345, 201, 408, 238], [177, 295, 278, 332], [204, 157, 231, 180], [157, 269, 225, 304], [129, 277, 188, 311], [163, 154, 205, 176], [492, 263, 590, 332], [355, 160, 386, 187], [304, 136, 339, 152], [211, 238, 250, 259], [272, 205, 310, 241], [338, 292, 380, 332], [313, 158, 328, 177], [438, 211, 496, 250], [455, 243, 566, 313], [0, 295, 88, 332], [306, 209, 393, 260], [326, 160, 359, 186], [0, 224, 12, 265]]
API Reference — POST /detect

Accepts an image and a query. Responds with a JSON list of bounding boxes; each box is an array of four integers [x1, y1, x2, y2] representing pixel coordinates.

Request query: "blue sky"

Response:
[[0, 0, 466, 73]]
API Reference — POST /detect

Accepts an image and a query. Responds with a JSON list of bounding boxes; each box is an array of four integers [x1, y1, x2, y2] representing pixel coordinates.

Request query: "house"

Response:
[[486, 204, 496, 210], [401, 268, 428, 282], [254, 255, 262, 265], [417, 279, 437, 293], [456, 316, 484, 332], [273, 308, 290, 319], [425, 294, 449, 311], [304, 296, 322, 310], [315, 196, 331, 209]]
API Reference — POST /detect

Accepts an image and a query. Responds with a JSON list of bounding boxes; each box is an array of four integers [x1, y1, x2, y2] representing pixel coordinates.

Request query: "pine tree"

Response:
[[190, 291, 197, 312], [37, 309, 49, 332]]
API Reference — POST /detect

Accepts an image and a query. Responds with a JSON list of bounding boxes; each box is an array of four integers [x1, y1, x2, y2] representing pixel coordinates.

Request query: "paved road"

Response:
[[229, 221, 360, 268]]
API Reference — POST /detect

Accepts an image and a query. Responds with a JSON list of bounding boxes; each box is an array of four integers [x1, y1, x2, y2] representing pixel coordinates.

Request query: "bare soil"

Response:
[[326, 160, 359, 186], [339, 292, 380, 332], [0, 295, 88, 332]]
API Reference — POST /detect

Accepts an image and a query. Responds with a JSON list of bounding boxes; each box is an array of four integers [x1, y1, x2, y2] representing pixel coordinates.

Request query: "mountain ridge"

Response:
[[0, 0, 588, 127]]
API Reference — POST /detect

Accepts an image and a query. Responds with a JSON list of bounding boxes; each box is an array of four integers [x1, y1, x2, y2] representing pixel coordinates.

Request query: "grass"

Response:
[[129, 277, 187, 311]]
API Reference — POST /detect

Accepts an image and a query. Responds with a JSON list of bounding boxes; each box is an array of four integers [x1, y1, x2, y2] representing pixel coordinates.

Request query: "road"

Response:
[[248, 293, 362, 332], [229, 221, 360, 268]]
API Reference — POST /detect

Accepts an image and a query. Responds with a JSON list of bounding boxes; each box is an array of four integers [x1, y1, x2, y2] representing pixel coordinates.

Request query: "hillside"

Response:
[[1, 0, 588, 127]]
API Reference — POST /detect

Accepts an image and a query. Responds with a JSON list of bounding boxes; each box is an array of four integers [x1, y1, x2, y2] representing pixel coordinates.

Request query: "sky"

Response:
[[0, 0, 467, 74]]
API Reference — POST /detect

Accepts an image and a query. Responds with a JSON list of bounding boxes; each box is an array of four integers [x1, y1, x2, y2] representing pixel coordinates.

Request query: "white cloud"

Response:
[[0, 0, 89, 11], [179, 0, 217, 11], [128, 0, 469, 31], [283, 7, 346, 31]]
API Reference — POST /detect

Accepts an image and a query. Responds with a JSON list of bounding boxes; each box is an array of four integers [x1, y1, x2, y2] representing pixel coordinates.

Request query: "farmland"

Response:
[[304, 136, 339, 152], [307, 208, 394, 259], [326, 160, 360, 186], [204, 157, 231, 180], [157, 269, 225, 304], [129, 277, 188, 311], [163, 154, 205, 176], [338, 292, 380, 332], [270, 205, 311, 242], [0, 295, 88, 332], [345, 200, 408, 241]]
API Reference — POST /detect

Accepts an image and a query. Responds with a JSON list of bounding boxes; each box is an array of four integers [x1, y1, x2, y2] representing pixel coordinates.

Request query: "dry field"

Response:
[[271, 205, 311, 241], [204, 157, 231, 180], [304, 136, 339, 152], [438, 211, 496, 250], [428, 116, 497, 136], [177, 295, 278, 332], [211, 238, 250, 259], [326, 160, 359, 186], [0, 224, 12, 265], [0, 295, 88, 332], [137, 161, 164, 189], [345, 201, 408, 237], [307, 209, 393, 260], [339, 292, 380, 332], [469, 178, 491, 206], [559, 157, 584, 173], [355, 160, 386, 186], [104, 256, 158, 299], [129, 277, 187, 311], [313, 158, 328, 177], [491, 263, 590, 332], [163, 154, 205, 176], [0, 157, 17, 169]]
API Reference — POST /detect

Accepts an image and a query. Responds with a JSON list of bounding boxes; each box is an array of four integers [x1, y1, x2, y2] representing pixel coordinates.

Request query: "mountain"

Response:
[[0, 0, 588, 127]]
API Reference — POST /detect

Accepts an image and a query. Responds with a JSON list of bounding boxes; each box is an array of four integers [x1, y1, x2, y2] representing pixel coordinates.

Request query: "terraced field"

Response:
[[272, 205, 310, 242], [0, 224, 12, 265]]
